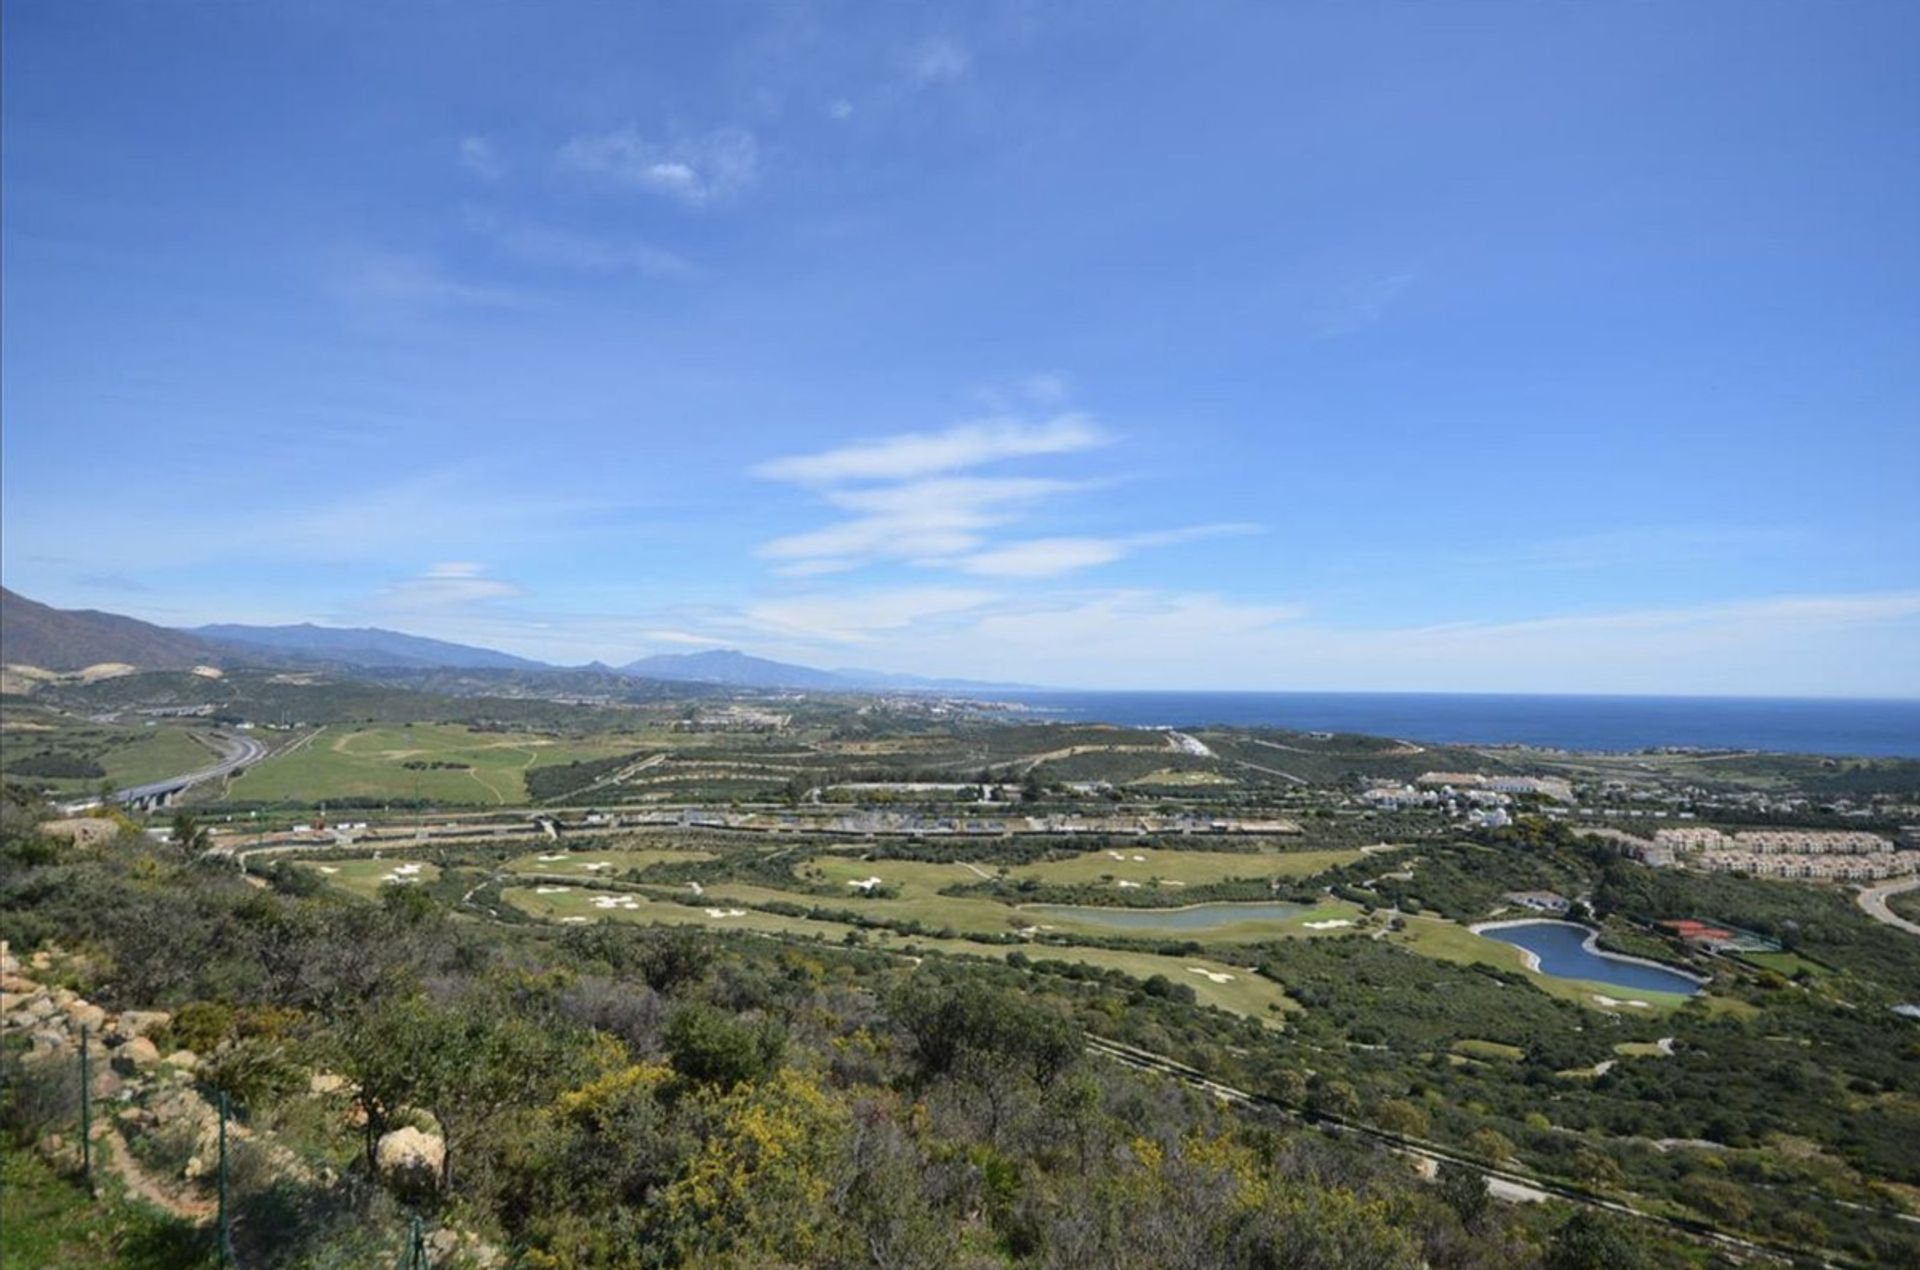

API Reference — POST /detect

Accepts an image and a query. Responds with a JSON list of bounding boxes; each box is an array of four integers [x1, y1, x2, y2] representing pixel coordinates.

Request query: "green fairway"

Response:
[[503, 846, 716, 876], [223, 724, 632, 805], [500, 886, 1296, 1023], [299, 855, 441, 897], [1010, 845, 1365, 888]]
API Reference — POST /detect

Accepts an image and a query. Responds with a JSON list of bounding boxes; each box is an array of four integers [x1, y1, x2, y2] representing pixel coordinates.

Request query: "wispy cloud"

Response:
[[754, 415, 1104, 484], [952, 524, 1262, 578], [743, 586, 1000, 645], [458, 135, 504, 180], [326, 250, 519, 327], [1316, 270, 1414, 336], [558, 127, 759, 206], [906, 38, 970, 85], [466, 211, 695, 279], [760, 475, 1078, 572], [380, 562, 523, 609]]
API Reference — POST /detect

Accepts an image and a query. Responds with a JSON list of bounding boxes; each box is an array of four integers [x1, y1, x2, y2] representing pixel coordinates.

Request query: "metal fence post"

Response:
[[79, 1025, 92, 1192], [218, 1091, 233, 1267]]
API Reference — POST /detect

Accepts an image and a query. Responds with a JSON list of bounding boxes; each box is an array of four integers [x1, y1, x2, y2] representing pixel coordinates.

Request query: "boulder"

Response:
[[65, 1001, 107, 1033], [113, 1037, 161, 1072], [113, 1010, 171, 1041], [309, 1071, 350, 1096], [375, 1126, 445, 1197], [163, 1049, 199, 1071]]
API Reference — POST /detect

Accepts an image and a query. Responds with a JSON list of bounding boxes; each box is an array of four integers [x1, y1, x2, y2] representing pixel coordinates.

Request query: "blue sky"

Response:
[[4, 1, 1917, 694]]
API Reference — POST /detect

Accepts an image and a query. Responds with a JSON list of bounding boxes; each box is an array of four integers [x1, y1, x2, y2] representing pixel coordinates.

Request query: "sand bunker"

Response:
[[847, 876, 884, 892], [590, 895, 643, 910], [1302, 919, 1354, 930], [537, 853, 568, 862], [534, 886, 571, 895], [703, 907, 748, 919], [1592, 994, 1652, 1009], [1115, 880, 1142, 889], [1187, 966, 1236, 984]]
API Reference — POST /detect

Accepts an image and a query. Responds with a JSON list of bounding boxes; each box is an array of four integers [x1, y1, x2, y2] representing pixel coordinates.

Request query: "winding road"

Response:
[[1857, 876, 1920, 937]]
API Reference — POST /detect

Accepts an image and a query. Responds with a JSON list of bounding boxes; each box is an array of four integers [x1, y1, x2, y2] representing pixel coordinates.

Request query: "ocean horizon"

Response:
[[985, 691, 1920, 758]]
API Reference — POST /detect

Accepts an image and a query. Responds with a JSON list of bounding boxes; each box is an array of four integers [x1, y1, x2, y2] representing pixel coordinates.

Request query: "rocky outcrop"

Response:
[[375, 1126, 446, 1197]]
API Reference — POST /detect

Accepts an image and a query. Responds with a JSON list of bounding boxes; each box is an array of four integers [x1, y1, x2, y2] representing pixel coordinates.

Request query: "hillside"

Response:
[[194, 622, 548, 671], [0, 587, 227, 672]]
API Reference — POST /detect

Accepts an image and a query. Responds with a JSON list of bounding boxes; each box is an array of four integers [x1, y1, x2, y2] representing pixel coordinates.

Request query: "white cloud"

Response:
[[827, 99, 854, 121], [459, 136, 504, 180], [754, 415, 1104, 485], [558, 127, 759, 205]]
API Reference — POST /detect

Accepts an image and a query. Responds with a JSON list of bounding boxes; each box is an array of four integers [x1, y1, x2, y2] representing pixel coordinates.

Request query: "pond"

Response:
[[1477, 920, 1702, 996], [1023, 901, 1306, 931]]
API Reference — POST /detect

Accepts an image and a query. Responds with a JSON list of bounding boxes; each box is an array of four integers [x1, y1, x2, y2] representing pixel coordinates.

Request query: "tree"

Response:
[[1545, 1210, 1652, 1270], [1435, 1162, 1489, 1230], [170, 812, 211, 852], [664, 1002, 784, 1089]]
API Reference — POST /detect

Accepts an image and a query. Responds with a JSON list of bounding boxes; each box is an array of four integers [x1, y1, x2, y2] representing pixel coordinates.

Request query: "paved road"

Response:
[[115, 729, 268, 804], [1857, 876, 1920, 937]]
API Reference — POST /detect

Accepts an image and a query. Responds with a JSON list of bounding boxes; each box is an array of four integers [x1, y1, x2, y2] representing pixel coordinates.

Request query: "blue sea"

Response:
[[987, 692, 1920, 758]]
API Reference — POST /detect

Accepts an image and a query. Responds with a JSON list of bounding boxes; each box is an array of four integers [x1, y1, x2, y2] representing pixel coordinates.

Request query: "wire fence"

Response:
[[35, 1030, 439, 1269]]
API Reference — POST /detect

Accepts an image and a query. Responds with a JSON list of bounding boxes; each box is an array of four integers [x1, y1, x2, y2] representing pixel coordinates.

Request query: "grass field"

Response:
[[499, 886, 1297, 1022], [0, 718, 216, 795], [1, 1149, 214, 1269], [1735, 950, 1828, 978], [1453, 1038, 1525, 1061], [223, 724, 632, 805], [298, 856, 441, 897]]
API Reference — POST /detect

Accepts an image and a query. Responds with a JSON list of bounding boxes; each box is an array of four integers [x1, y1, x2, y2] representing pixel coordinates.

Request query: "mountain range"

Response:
[[193, 623, 547, 671], [0, 589, 1035, 694]]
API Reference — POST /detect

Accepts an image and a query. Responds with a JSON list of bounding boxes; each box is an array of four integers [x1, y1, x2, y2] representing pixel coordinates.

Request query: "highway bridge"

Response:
[[112, 729, 268, 811]]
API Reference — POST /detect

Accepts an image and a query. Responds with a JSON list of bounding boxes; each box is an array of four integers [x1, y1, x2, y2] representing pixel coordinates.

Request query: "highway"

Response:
[[113, 728, 269, 806], [1857, 875, 1920, 937]]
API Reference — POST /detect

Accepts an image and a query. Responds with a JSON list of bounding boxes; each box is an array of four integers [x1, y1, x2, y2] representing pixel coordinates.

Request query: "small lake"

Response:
[[1025, 902, 1306, 931], [1479, 921, 1701, 996]]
